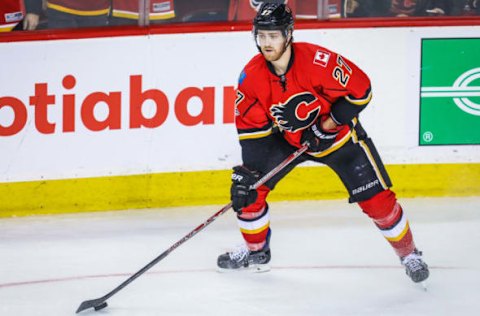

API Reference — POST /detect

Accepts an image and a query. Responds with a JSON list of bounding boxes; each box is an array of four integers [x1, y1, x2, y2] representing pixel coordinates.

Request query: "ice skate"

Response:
[[401, 249, 429, 287], [217, 229, 272, 272], [217, 245, 271, 272]]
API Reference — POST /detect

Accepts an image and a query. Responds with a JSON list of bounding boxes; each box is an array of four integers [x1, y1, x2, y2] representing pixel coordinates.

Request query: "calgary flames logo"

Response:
[[270, 92, 321, 133]]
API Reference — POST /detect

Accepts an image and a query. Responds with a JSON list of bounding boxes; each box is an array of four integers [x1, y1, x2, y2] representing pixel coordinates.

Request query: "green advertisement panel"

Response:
[[420, 38, 480, 145]]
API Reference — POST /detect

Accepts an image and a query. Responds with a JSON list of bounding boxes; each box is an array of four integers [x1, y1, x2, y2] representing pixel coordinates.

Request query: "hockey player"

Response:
[[0, 0, 24, 32], [45, 0, 110, 28], [217, 2, 429, 284], [110, 0, 175, 25]]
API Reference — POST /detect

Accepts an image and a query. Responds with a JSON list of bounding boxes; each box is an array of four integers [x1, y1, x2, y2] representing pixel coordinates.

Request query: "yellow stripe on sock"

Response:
[[385, 221, 410, 242], [240, 221, 270, 235]]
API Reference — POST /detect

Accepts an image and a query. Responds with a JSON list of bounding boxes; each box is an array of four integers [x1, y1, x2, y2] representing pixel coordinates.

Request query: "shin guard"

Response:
[[237, 185, 271, 251], [358, 190, 416, 258]]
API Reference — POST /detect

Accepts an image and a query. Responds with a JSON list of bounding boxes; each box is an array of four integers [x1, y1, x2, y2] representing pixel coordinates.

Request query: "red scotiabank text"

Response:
[[0, 74, 236, 136]]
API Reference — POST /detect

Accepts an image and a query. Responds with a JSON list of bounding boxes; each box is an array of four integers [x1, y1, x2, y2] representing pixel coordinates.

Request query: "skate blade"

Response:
[[251, 264, 271, 273], [216, 264, 271, 273], [420, 281, 428, 291]]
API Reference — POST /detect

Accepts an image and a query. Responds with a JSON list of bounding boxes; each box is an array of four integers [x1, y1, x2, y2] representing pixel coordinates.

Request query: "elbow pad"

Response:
[[330, 88, 372, 125]]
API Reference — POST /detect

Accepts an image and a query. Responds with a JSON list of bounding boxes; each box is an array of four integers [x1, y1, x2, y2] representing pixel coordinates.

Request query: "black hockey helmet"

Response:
[[253, 2, 294, 36]]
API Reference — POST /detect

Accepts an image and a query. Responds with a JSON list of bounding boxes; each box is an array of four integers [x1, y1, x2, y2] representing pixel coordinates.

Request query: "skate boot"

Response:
[[217, 230, 271, 272], [217, 246, 271, 272], [401, 249, 429, 283]]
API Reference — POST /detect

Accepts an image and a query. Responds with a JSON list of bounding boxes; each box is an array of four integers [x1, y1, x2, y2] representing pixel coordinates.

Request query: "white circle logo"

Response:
[[452, 68, 480, 116], [421, 67, 480, 116]]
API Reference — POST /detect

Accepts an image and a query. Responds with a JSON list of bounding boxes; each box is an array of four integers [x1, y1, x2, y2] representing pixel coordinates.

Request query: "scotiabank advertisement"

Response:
[[1, 74, 237, 136], [1, 27, 480, 183], [0, 33, 256, 182]]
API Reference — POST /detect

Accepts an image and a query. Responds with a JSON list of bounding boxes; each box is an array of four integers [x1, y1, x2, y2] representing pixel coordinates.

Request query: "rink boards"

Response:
[[1, 163, 479, 217], [1, 21, 479, 216]]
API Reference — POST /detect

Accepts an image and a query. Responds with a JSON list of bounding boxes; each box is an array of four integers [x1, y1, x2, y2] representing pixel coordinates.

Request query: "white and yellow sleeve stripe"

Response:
[[238, 128, 273, 141], [238, 124, 273, 141], [345, 89, 372, 106]]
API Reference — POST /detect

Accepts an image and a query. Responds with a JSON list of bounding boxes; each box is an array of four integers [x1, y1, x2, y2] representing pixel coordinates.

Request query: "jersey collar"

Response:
[[266, 44, 295, 77]]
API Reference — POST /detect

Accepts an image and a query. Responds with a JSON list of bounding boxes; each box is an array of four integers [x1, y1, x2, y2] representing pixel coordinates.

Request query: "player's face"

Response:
[[255, 30, 288, 61]]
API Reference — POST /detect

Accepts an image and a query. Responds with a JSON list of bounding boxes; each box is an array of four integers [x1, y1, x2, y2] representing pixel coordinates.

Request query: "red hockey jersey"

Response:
[[235, 42, 372, 157], [112, 0, 175, 20], [46, 0, 110, 16], [0, 0, 24, 32]]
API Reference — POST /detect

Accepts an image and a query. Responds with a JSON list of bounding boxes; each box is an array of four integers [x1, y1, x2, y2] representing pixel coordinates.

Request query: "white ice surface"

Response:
[[1, 197, 479, 316]]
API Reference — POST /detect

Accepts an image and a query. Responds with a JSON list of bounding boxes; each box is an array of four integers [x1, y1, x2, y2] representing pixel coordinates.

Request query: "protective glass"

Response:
[[255, 30, 286, 47]]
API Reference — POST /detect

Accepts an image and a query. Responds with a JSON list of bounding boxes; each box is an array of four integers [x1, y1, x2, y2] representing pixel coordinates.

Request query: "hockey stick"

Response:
[[76, 143, 309, 313]]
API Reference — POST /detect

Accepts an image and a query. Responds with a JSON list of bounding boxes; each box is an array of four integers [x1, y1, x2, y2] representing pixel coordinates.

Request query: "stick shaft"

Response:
[[77, 144, 308, 313], [103, 203, 232, 301], [251, 144, 308, 190]]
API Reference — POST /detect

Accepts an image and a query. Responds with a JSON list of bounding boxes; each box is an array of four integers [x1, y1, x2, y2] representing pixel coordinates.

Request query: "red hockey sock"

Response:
[[358, 190, 416, 258], [237, 205, 270, 250], [237, 185, 271, 251]]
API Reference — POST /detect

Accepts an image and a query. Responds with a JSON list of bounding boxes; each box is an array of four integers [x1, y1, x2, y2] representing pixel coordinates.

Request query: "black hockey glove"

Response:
[[301, 115, 340, 152], [230, 165, 260, 214]]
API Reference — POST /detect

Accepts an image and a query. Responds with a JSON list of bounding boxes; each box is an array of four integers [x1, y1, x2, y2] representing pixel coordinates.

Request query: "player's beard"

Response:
[[261, 45, 286, 62]]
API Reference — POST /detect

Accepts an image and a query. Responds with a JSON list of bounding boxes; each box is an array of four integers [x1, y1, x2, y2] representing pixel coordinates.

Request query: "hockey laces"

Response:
[[402, 253, 423, 272], [228, 245, 250, 262]]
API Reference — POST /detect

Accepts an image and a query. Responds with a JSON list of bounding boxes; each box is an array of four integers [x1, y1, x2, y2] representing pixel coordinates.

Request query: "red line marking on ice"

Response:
[[0, 265, 465, 289]]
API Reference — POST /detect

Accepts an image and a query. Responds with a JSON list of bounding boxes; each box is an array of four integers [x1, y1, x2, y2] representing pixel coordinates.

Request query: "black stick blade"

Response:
[[76, 298, 108, 313]]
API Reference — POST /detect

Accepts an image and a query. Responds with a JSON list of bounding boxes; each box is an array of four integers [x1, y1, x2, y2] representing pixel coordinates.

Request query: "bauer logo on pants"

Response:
[[419, 38, 480, 145]]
